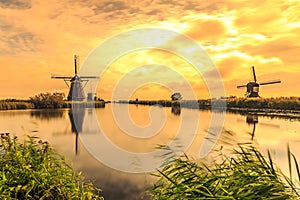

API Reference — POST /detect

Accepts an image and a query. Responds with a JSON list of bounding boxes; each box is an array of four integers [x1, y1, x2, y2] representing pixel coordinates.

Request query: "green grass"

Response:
[[149, 144, 300, 199], [0, 133, 103, 199]]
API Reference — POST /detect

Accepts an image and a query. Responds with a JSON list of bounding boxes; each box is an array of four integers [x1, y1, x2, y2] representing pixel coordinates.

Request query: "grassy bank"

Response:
[[0, 100, 34, 110], [149, 144, 300, 199], [0, 100, 105, 110], [121, 97, 300, 115], [226, 97, 300, 110], [0, 93, 105, 110], [0, 133, 103, 199]]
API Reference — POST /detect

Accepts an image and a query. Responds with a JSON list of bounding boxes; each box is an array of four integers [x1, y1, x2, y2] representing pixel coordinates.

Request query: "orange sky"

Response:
[[0, 0, 299, 100]]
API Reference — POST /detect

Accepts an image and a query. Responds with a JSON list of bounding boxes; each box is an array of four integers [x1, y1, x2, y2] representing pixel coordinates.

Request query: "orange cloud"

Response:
[[185, 19, 226, 41]]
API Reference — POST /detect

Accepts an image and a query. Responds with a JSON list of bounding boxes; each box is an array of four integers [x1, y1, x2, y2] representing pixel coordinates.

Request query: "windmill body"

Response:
[[246, 82, 260, 97], [52, 55, 99, 101], [237, 66, 281, 98]]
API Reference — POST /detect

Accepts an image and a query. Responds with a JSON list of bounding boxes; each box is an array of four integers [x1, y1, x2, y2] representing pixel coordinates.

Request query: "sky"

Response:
[[0, 0, 299, 100]]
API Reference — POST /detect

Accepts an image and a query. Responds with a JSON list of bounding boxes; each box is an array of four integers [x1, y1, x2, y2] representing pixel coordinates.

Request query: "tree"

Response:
[[171, 92, 183, 101], [30, 93, 65, 108]]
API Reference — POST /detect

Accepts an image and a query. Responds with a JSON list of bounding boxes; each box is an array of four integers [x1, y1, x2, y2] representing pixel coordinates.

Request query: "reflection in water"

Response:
[[246, 115, 258, 140], [68, 108, 85, 155], [171, 106, 181, 116], [0, 105, 299, 199], [245, 115, 281, 141], [30, 109, 65, 121]]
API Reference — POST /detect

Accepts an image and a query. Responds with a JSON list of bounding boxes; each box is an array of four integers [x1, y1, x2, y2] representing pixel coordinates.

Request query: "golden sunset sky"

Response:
[[0, 0, 299, 100]]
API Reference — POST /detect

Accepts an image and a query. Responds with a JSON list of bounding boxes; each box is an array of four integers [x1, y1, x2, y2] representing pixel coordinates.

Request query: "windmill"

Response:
[[52, 55, 99, 101], [237, 66, 281, 98]]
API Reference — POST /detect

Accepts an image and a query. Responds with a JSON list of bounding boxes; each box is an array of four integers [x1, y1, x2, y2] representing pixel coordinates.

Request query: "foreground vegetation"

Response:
[[150, 144, 300, 199], [0, 133, 103, 199]]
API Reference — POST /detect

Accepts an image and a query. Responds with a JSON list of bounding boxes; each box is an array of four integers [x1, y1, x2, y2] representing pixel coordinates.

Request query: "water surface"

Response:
[[0, 104, 300, 199]]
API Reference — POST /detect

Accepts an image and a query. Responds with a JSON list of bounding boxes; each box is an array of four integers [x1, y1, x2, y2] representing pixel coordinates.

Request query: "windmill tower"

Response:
[[52, 55, 99, 101], [237, 66, 281, 98]]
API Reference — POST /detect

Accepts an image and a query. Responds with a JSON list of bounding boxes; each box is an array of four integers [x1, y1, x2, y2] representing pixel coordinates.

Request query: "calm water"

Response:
[[0, 104, 300, 199]]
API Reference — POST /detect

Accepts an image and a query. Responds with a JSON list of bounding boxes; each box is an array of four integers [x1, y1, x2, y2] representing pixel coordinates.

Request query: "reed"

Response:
[[0, 101, 34, 110], [0, 133, 103, 199], [149, 144, 300, 199]]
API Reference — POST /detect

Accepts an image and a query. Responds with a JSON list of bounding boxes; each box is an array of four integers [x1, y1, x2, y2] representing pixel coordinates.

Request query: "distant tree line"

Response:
[[123, 97, 300, 111], [30, 93, 66, 109], [29, 93, 105, 109]]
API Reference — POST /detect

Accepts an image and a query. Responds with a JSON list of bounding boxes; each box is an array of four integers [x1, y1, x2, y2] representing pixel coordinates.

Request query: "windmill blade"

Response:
[[74, 55, 79, 75], [252, 66, 257, 82], [51, 75, 73, 79], [237, 85, 247, 88], [259, 122, 280, 128], [251, 123, 256, 141], [260, 80, 281, 85], [79, 76, 100, 79]]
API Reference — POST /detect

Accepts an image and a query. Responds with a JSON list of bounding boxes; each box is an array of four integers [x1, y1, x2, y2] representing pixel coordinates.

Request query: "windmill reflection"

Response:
[[171, 106, 181, 116], [68, 108, 85, 155], [245, 114, 280, 141], [246, 115, 258, 141]]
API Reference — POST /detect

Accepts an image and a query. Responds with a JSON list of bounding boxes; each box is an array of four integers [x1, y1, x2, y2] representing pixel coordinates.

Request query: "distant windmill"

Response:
[[237, 66, 281, 98], [52, 55, 99, 101]]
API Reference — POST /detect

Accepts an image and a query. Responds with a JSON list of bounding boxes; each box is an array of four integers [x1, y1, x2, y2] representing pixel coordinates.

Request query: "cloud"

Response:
[[0, 0, 31, 9], [92, 1, 128, 14], [0, 32, 43, 54], [240, 36, 300, 66], [185, 19, 227, 41], [0, 17, 43, 55]]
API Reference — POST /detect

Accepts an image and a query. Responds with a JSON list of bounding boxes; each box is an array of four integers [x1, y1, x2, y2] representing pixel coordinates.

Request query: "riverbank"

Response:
[[0, 100, 105, 110], [2, 96, 300, 119], [120, 97, 300, 118]]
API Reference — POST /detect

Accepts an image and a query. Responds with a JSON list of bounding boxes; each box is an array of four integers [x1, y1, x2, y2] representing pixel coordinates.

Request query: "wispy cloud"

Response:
[[0, 0, 31, 9]]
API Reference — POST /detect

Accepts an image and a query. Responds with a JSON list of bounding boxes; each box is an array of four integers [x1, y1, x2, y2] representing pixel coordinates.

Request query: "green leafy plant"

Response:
[[0, 133, 103, 199]]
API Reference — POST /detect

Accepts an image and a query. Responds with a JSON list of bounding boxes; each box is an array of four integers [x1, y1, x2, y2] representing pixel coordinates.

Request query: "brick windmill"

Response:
[[237, 66, 281, 98], [52, 55, 99, 101]]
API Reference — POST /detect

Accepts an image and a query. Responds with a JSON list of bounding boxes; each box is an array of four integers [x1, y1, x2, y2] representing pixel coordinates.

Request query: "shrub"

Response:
[[0, 133, 103, 199], [30, 93, 65, 109]]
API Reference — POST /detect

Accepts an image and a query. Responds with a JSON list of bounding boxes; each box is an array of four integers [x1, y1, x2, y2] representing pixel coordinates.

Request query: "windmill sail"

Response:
[[260, 80, 281, 85], [74, 55, 79, 75], [79, 76, 99, 79], [51, 75, 73, 79], [251, 66, 257, 82], [237, 84, 247, 88]]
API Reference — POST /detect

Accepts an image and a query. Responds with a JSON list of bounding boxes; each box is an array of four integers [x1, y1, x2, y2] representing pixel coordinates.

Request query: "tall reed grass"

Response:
[[149, 144, 300, 199], [0, 101, 34, 110]]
